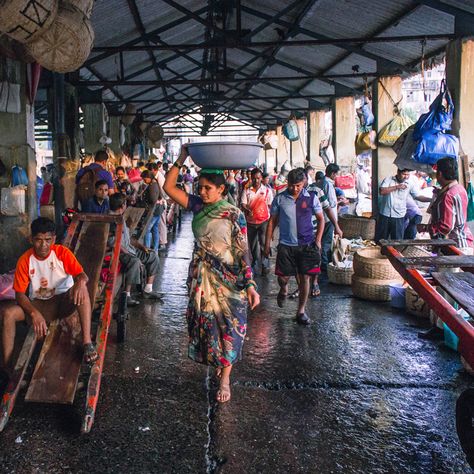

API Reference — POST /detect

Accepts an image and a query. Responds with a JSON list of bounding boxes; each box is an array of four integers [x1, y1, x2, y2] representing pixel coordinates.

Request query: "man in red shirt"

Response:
[[427, 157, 473, 253], [0, 218, 97, 381], [241, 168, 274, 276]]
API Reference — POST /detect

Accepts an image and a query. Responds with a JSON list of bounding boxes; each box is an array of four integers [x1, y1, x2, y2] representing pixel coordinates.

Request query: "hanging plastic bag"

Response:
[[0, 271, 15, 301], [413, 80, 454, 141], [378, 109, 414, 146], [1, 185, 26, 215], [356, 97, 374, 128], [11, 165, 28, 186], [283, 120, 299, 141], [413, 131, 459, 165], [467, 183, 474, 222], [392, 126, 433, 173], [355, 131, 376, 156]]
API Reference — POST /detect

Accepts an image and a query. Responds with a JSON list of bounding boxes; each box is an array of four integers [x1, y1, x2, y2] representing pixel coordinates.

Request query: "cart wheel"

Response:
[[116, 292, 128, 344], [456, 388, 474, 468]]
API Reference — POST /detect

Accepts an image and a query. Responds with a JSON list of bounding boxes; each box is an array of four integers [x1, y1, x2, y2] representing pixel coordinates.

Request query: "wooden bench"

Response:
[[432, 272, 474, 319]]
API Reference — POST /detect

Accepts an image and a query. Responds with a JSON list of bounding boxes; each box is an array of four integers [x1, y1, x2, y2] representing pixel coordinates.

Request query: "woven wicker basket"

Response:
[[66, 0, 94, 18], [338, 215, 376, 240], [147, 124, 164, 142], [352, 275, 400, 302], [26, 3, 94, 73], [328, 263, 353, 286], [405, 286, 430, 319], [401, 246, 432, 258], [0, 0, 58, 44], [353, 247, 401, 281]]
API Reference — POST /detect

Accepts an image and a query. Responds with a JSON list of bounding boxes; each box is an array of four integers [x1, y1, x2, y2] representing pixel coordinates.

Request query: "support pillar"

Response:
[[307, 110, 326, 170], [446, 38, 474, 184], [0, 59, 37, 271], [83, 103, 107, 154], [372, 76, 402, 215], [332, 97, 356, 170], [276, 125, 289, 168], [108, 115, 121, 155]]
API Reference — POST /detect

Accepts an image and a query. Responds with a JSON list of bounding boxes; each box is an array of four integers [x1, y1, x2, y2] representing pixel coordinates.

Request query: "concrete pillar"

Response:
[[332, 97, 356, 171], [446, 38, 474, 183], [64, 82, 80, 160], [108, 115, 121, 155], [0, 60, 37, 271], [276, 125, 289, 169], [83, 103, 106, 154], [307, 110, 327, 170], [371, 76, 403, 215]]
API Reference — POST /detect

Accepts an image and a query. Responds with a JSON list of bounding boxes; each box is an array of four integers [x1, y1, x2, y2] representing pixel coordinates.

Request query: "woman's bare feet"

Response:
[[216, 380, 231, 403]]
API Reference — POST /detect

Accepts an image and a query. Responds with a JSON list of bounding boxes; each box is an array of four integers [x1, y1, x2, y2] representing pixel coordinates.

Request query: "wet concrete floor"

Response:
[[0, 213, 472, 473]]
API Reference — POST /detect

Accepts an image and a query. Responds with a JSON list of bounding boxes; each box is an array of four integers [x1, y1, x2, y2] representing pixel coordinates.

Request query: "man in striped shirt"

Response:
[[427, 157, 473, 253]]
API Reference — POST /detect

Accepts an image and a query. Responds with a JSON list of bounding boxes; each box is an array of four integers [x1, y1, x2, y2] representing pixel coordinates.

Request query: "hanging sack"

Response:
[[378, 109, 414, 146], [355, 131, 376, 156], [467, 183, 474, 222], [75, 167, 99, 203], [1, 185, 26, 215], [356, 97, 374, 128], [413, 80, 454, 141], [283, 120, 299, 141], [392, 126, 433, 173], [11, 165, 28, 186], [413, 131, 459, 165]]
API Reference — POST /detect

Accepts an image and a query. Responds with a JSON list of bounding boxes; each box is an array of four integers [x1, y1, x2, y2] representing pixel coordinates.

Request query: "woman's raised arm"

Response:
[[163, 145, 190, 209]]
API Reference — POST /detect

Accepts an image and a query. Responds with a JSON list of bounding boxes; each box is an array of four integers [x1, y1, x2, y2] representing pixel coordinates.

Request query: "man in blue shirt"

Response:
[[264, 168, 325, 325], [81, 180, 110, 214]]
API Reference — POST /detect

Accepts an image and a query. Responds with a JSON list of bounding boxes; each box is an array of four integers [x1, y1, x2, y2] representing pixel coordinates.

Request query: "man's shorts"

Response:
[[275, 243, 321, 277], [28, 290, 77, 324]]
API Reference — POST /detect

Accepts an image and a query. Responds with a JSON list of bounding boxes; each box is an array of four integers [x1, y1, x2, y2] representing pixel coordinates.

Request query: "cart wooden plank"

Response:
[[380, 239, 456, 247], [123, 206, 145, 232], [397, 255, 474, 269], [25, 221, 109, 404], [431, 272, 474, 318], [0, 328, 36, 431]]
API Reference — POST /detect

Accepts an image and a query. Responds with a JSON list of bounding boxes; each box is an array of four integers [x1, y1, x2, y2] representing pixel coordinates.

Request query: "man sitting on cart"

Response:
[[108, 193, 162, 305], [0, 217, 98, 382]]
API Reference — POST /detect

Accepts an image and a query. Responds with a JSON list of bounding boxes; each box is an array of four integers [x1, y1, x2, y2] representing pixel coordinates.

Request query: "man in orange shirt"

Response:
[[0, 218, 97, 382]]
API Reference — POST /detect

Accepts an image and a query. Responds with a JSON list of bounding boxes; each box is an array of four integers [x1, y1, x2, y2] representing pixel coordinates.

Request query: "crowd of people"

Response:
[[0, 144, 472, 404]]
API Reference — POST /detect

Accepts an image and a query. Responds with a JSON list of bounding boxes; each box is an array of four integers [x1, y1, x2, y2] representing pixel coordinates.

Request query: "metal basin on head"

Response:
[[187, 141, 263, 169]]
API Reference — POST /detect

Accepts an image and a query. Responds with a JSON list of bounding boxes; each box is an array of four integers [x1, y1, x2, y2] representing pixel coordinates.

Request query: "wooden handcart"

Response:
[[0, 213, 124, 434], [380, 239, 474, 467]]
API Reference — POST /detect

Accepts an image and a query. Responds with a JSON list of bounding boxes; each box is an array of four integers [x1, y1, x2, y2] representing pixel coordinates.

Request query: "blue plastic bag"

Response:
[[283, 120, 299, 141], [413, 131, 459, 165], [413, 80, 454, 141], [357, 98, 374, 127], [11, 165, 28, 186]]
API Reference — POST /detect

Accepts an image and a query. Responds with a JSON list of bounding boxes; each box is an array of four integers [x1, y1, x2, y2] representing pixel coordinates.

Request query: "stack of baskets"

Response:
[[327, 263, 353, 285], [0, 0, 95, 73], [351, 247, 403, 302]]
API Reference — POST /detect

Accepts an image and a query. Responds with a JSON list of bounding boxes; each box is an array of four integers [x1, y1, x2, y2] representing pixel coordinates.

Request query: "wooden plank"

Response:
[[380, 239, 456, 247], [123, 207, 145, 232], [397, 255, 474, 269], [25, 221, 109, 404], [25, 315, 82, 404], [432, 272, 474, 318], [0, 328, 37, 431]]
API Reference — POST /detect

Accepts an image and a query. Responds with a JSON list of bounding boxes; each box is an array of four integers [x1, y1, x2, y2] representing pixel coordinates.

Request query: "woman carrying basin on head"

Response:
[[164, 144, 260, 403]]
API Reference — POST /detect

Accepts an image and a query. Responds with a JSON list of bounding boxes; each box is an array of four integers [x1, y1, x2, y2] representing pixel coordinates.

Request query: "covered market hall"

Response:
[[0, 0, 474, 472]]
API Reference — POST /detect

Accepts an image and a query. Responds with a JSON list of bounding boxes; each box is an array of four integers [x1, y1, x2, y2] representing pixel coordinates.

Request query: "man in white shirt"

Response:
[[375, 168, 431, 242]]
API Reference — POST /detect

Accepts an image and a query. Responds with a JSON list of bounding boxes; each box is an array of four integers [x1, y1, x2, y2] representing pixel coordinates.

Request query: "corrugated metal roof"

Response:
[[80, 0, 473, 130]]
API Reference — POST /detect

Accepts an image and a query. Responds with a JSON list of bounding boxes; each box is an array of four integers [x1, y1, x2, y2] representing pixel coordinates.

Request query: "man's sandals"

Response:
[[83, 343, 99, 365]]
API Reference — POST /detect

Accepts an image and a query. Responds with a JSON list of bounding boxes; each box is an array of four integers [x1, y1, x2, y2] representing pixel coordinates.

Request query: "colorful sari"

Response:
[[186, 196, 256, 367]]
